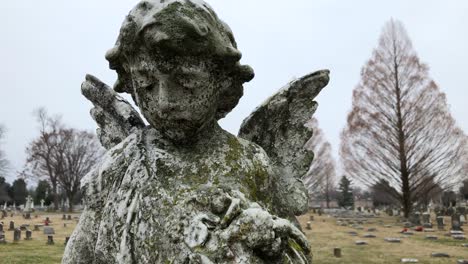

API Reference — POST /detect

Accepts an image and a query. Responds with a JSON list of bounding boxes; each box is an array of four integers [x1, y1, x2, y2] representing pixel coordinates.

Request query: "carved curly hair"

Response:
[[105, 0, 254, 119]]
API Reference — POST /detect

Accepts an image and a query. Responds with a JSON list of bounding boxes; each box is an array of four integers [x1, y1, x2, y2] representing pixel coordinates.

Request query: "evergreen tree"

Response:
[[35, 180, 52, 205], [338, 176, 354, 208], [11, 178, 28, 205]]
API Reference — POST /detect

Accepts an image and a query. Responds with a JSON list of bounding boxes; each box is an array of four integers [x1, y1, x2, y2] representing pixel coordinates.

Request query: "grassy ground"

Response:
[[298, 213, 468, 263], [0, 212, 466, 263], [0, 212, 78, 264]]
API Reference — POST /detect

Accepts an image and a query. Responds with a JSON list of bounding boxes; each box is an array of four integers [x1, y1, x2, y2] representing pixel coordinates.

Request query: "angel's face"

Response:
[[131, 59, 221, 142]]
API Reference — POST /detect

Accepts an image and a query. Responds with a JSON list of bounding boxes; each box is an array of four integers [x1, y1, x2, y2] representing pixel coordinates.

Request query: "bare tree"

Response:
[[0, 125, 10, 177], [25, 108, 102, 211], [340, 19, 467, 217], [303, 118, 336, 208], [54, 128, 101, 212]]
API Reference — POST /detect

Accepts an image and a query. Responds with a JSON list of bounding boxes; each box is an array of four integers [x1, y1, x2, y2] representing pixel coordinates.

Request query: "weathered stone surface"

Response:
[[355, 240, 368, 245], [385, 238, 402, 243], [401, 259, 418, 263], [63, 0, 329, 263], [431, 252, 450, 258], [43, 227, 55, 235]]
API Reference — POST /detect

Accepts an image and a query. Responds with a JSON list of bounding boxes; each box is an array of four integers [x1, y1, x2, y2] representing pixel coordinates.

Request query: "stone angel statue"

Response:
[[63, 0, 329, 263]]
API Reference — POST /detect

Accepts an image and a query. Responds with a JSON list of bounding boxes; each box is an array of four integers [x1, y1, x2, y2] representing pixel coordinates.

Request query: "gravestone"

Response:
[[62, 214, 66, 220], [47, 235, 54, 245], [0, 223, 3, 232], [8, 221, 14, 231], [62, 0, 329, 263], [67, 215, 72, 221], [452, 213, 462, 231], [334, 248, 341, 258], [385, 238, 401, 243], [401, 259, 419, 263], [65, 236, 70, 246], [409, 212, 421, 226], [306, 222, 311, 230], [13, 228, 21, 242], [0, 233, 6, 244], [431, 253, 450, 258], [25, 230, 32, 240], [422, 213, 432, 228], [437, 216, 445, 230], [43, 227, 55, 235]]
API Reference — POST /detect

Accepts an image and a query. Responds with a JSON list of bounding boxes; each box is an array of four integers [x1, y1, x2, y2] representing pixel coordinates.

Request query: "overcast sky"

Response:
[[1, 0, 467, 183]]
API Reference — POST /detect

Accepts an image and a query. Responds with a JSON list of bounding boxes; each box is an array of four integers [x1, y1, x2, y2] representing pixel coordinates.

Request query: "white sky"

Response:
[[1, 0, 467, 183]]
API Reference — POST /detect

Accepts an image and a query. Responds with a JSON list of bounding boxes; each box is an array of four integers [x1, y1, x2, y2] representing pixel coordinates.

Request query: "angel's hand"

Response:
[[81, 74, 145, 149]]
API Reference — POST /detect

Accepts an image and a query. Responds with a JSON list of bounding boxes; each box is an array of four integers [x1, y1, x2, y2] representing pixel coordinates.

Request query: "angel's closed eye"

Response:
[[173, 70, 209, 90]]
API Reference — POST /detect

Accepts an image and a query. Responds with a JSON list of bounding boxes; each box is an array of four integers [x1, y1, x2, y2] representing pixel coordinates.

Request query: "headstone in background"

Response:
[[436, 216, 445, 230], [452, 213, 462, 231], [431, 253, 450, 258], [67, 215, 72, 221], [13, 228, 21, 242], [25, 230, 32, 240], [62, 214, 66, 220], [333, 248, 341, 258], [47, 235, 54, 245], [43, 226, 55, 235], [65, 236, 70, 246], [8, 221, 14, 231], [422, 213, 432, 228]]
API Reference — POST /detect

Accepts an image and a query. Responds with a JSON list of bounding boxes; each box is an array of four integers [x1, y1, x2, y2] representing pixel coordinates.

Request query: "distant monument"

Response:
[[63, 0, 328, 263]]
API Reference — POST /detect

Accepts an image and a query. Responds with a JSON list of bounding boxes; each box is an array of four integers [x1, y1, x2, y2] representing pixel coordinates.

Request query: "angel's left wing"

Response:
[[81, 74, 145, 150], [238, 70, 330, 216]]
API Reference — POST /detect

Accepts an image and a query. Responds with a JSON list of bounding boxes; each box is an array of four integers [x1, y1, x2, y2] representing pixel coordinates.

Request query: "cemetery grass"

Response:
[[0, 213, 78, 264], [1, 212, 466, 263], [298, 213, 467, 263]]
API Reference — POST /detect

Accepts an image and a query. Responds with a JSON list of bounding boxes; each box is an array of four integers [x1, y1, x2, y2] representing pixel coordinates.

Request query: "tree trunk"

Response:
[[52, 182, 59, 211], [68, 196, 73, 213]]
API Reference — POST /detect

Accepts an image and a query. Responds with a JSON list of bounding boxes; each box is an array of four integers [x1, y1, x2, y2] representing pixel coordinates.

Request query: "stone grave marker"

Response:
[[43, 226, 55, 235], [401, 259, 418, 263], [8, 221, 14, 231], [385, 238, 401, 243], [334, 248, 341, 258], [355, 240, 368, 245], [13, 228, 21, 242], [25, 230, 32, 240], [47, 235, 54, 245], [436, 216, 445, 230], [431, 252, 450, 258], [65, 236, 70, 246], [452, 213, 462, 231]]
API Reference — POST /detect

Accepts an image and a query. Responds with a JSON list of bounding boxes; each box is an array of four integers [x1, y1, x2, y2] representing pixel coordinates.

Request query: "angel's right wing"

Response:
[[81, 74, 145, 150]]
